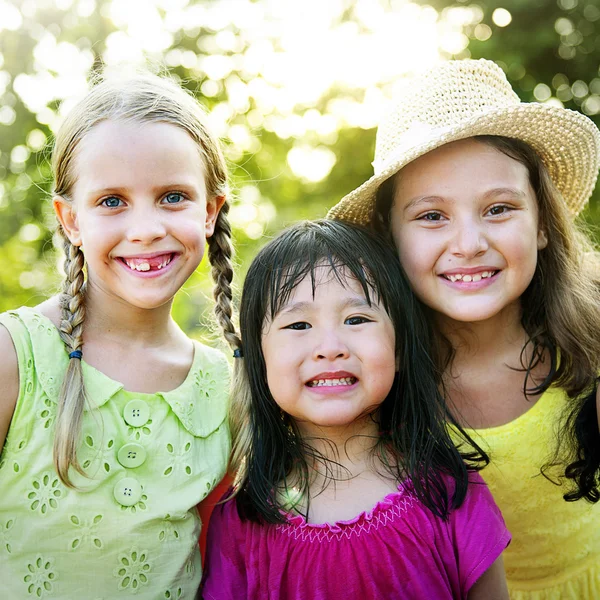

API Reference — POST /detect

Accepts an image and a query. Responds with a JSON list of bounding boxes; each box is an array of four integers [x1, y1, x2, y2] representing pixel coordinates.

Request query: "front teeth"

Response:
[[124, 257, 171, 272], [308, 377, 355, 387], [446, 271, 496, 282]]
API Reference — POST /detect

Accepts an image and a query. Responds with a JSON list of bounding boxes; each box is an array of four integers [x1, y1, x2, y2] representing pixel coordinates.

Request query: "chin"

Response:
[[123, 296, 174, 311], [443, 306, 506, 323]]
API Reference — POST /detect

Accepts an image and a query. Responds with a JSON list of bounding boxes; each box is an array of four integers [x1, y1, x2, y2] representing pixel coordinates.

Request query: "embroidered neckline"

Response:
[[277, 483, 416, 542]]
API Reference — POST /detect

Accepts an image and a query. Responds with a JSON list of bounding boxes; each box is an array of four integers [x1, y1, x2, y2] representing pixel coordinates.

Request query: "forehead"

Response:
[[393, 138, 533, 203], [273, 264, 376, 312], [72, 119, 206, 193]]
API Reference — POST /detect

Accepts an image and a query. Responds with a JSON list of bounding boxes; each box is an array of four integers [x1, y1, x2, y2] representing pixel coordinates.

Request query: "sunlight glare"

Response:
[[0, 0, 22, 31], [287, 145, 337, 183]]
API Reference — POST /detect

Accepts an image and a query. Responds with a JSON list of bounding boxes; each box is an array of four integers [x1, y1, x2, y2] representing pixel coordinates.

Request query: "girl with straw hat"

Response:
[[329, 58, 600, 599]]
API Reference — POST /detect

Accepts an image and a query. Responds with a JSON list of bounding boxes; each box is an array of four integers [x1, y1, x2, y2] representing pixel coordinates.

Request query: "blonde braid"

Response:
[[53, 229, 87, 487], [207, 204, 246, 481], [207, 202, 242, 353]]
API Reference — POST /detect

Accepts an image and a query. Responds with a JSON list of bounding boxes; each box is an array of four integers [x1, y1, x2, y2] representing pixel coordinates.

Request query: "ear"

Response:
[[205, 194, 227, 238], [53, 196, 82, 246], [537, 228, 548, 250]]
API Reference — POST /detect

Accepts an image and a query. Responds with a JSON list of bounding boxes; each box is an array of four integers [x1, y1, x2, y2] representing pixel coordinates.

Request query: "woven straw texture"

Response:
[[328, 59, 600, 225]]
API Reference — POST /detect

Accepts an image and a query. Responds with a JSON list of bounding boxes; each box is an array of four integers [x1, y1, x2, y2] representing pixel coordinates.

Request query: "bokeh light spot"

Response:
[[492, 8, 512, 27]]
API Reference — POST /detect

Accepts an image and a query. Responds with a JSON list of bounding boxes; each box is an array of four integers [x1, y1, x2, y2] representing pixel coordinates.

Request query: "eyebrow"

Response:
[[276, 296, 377, 318], [403, 187, 528, 214], [87, 182, 200, 197], [403, 195, 447, 214]]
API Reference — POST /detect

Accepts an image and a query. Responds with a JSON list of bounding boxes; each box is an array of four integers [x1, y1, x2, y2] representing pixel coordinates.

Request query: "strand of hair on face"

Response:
[[54, 230, 88, 486], [207, 202, 242, 352]]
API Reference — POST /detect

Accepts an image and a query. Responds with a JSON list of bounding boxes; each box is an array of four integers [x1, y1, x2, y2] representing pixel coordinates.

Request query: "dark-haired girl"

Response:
[[202, 220, 510, 599]]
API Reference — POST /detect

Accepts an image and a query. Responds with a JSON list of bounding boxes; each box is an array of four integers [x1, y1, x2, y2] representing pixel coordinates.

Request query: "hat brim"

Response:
[[328, 103, 600, 224]]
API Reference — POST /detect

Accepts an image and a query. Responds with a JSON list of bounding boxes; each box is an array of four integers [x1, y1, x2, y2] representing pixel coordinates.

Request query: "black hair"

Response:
[[234, 219, 488, 524]]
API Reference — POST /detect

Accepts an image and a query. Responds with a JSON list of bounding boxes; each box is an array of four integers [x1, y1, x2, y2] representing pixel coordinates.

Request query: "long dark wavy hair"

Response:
[[371, 135, 600, 503], [228, 219, 489, 524]]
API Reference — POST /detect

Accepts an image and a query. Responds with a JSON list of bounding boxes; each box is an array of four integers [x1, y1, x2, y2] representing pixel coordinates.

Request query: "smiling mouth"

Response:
[[119, 253, 175, 272], [441, 270, 499, 283], [306, 377, 357, 387]]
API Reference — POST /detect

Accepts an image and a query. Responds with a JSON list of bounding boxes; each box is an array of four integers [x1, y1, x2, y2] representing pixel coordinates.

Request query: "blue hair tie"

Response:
[[69, 350, 83, 360], [233, 348, 243, 358]]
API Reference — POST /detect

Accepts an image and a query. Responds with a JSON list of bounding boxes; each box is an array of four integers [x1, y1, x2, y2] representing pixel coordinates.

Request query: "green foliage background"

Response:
[[0, 0, 598, 340]]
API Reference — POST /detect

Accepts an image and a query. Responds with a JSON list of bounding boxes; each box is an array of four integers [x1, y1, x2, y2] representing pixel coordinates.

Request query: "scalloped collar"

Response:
[[11, 306, 229, 438]]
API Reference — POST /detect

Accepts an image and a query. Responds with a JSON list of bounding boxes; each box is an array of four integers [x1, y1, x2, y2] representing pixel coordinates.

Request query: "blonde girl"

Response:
[[0, 72, 239, 598], [329, 59, 600, 598]]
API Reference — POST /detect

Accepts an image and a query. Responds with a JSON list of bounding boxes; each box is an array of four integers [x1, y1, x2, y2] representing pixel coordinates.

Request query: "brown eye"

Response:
[[488, 205, 511, 216], [345, 316, 370, 325], [284, 322, 311, 330], [421, 212, 443, 221]]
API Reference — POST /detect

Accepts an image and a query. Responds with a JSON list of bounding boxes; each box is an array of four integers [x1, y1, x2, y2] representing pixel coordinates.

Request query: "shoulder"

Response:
[[193, 340, 231, 376], [0, 316, 20, 380], [191, 340, 231, 400], [445, 471, 509, 548], [444, 472, 511, 595], [205, 493, 248, 555], [36, 296, 62, 329], [209, 491, 242, 527], [0, 315, 22, 448], [0, 311, 25, 392], [421, 471, 505, 532], [457, 471, 501, 514]]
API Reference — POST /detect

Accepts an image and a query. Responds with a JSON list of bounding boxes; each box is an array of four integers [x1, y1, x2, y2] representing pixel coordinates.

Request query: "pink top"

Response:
[[202, 472, 510, 599]]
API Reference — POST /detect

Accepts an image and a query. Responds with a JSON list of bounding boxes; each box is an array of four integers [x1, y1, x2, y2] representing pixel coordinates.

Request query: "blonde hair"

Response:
[[51, 72, 241, 486]]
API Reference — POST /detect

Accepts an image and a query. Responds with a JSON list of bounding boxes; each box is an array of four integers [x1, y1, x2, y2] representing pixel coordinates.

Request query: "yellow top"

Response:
[[462, 386, 600, 599]]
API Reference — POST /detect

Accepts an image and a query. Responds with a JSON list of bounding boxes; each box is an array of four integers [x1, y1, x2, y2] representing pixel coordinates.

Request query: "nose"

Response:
[[313, 329, 350, 361], [126, 204, 167, 244], [449, 217, 489, 258]]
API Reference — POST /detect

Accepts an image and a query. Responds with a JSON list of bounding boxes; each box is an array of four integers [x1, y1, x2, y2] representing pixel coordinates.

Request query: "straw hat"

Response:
[[328, 59, 600, 224]]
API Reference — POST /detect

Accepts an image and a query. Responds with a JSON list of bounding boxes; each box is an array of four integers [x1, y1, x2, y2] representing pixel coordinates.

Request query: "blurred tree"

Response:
[[0, 0, 598, 339]]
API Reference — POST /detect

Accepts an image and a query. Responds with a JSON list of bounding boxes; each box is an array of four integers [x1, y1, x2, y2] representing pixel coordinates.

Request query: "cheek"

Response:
[[261, 338, 294, 392], [497, 222, 541, 264], [393, 229, 429, 281], [365, 331, 397, 380], [178, 219, 207, 242]]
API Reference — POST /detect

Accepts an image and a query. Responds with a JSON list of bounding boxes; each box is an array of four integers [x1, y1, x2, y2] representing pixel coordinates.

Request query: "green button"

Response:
[[123, 399, 150, 427], [117, 443, 147, 469], [113, 477, 142, 506]]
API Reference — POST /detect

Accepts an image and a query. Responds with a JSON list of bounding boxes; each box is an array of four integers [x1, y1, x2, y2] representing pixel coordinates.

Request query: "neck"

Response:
[[83, 281, 179, 347], [436, 301, 527, 365], [296, 417, 380, 478]]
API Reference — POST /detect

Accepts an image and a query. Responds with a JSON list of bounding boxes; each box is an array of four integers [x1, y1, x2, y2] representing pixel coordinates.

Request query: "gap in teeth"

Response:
[[125, 255, 172, 271]]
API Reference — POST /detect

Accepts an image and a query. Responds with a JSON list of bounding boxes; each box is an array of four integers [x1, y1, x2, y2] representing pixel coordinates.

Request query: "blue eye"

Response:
[[163, 192, 185, 204], [102, 197, 123, 208], [284, 322, 311, 330]]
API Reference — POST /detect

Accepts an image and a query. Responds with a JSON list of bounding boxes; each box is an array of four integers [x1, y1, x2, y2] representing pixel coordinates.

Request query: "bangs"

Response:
[[258, 223, 388, 322]]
